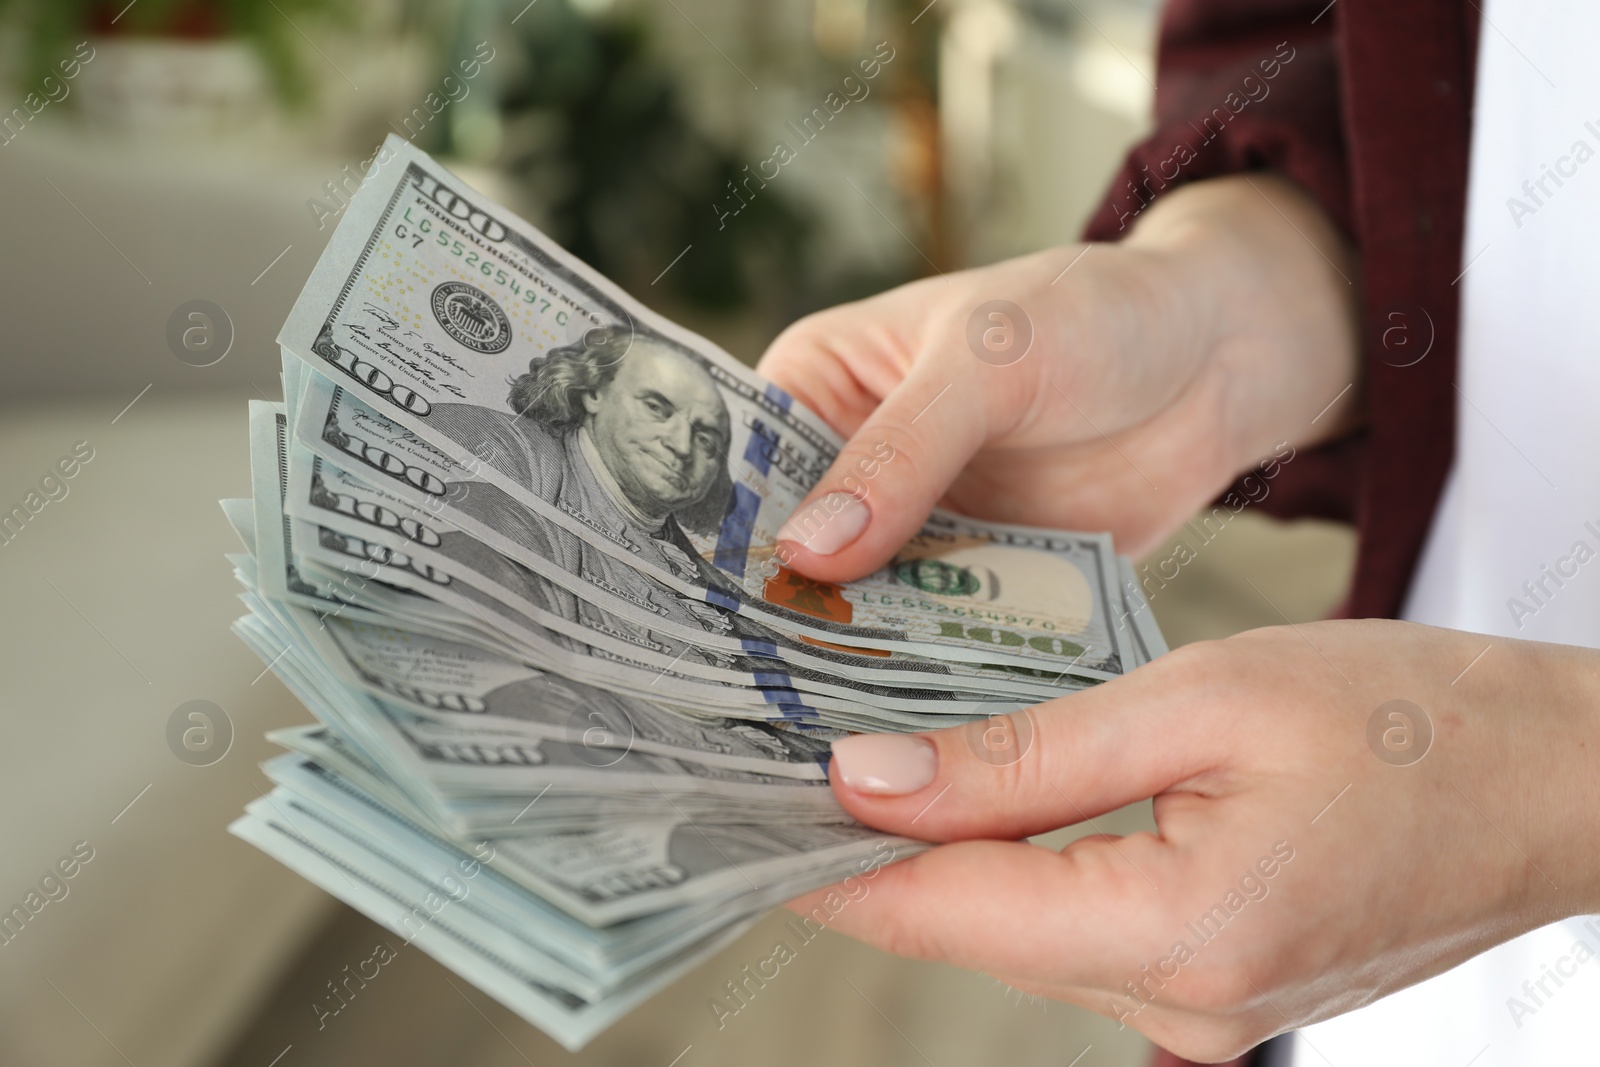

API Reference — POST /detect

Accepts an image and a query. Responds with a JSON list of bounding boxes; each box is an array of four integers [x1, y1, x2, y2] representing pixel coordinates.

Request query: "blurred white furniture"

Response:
[[0, 396, 333, 1067]]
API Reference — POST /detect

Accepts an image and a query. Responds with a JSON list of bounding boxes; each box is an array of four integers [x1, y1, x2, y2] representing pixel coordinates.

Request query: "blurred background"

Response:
[[0, 1, 1352, 1064]]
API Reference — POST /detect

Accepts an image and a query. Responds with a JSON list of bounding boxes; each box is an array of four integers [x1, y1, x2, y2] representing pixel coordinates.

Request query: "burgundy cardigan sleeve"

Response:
[[1083, 0, 1366, 527], [1084, 1, 1483, 626]]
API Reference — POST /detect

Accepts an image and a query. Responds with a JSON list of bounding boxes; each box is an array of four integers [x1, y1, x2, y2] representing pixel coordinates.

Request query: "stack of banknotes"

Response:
[[223, 136, 1166, 1049]]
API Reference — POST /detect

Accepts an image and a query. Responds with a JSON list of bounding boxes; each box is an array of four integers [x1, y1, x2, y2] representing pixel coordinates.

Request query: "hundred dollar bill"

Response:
[[259, 399, 1038, 723], [232, 789, 766, 1051], [242, 569, 838, 780], [289, 363, 1141, 687], [287, 423, 1083, 703], [286, 512, 1045, 721], [234, 758, 913, 1048], [258, 586, 841, 780], [259, 727, 774, 976], [255, 400, 967, 722], [232, 603, 853, 835], [282, 549, 1024, 734], [240, 794, 630, 1004], [228, 805, 664, 1051], [278, 136, 1148, 678], [259, 748, 915, 927], [239, 776, 774, 997], [245, 400, 526, 660]]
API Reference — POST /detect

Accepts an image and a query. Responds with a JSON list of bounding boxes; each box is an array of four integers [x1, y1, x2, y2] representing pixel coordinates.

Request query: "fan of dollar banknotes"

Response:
[[221, 136, 1166, 1050]]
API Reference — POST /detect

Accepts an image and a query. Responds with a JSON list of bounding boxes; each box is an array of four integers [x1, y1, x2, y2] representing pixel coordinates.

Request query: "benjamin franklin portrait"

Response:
[[504, 323, 733, 537], [424, 325, 754, 664]]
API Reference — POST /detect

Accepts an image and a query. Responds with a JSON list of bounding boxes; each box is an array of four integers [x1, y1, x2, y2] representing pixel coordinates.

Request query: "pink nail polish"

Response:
[[831, 734, 937, 796], [777, 492, 870, 556]]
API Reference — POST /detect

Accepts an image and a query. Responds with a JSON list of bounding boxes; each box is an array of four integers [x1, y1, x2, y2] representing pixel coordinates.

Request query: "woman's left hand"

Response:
[[791, 620, 1600, 1062]]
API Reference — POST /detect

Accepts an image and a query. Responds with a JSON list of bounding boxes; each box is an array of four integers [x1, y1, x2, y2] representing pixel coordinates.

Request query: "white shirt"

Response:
[[1287, 2, 1600, 1064]]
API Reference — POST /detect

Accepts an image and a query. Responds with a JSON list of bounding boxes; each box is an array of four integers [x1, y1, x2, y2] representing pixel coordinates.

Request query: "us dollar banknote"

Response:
[[230, 135, 1171, 1054], [256, 575, 842, 781], [245, 399, 526, 659], [234, 749, 915, 1049], [279, 136, 1155, 679], [255, 744, 915, 928], [242, 560, 840, 782], [254, 400, 1012, 724], [287, 518, 1044, 722], [283, 406, 1089, 702], [234, 606, 850, 834]]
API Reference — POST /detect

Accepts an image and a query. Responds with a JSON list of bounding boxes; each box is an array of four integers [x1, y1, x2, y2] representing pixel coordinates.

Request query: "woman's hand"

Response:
[[790, 622, 1600, 1062], [759, 173, 1361, 578]]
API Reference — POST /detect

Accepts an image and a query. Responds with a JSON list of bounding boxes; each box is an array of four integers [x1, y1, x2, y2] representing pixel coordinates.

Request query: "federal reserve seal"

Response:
[[431, 281, 512, 354]]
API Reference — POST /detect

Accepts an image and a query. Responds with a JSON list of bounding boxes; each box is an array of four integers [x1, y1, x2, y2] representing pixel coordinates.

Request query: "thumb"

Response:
[[774, 353, 988, 582], [824, 652, 1222, 841]]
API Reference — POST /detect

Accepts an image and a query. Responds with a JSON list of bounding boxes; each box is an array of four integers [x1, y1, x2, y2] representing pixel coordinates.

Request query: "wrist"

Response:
[[1519, 639, 1600, 920], [1124, 173, 1363, 483]]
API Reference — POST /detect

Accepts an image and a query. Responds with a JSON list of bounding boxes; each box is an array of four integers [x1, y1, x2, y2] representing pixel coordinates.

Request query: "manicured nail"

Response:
[[831, 734, 937, 796], [776, 492, 870, 556]]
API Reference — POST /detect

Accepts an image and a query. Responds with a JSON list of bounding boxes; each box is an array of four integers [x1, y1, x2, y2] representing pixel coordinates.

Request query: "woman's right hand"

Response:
[[760, 173, 1362, 580]]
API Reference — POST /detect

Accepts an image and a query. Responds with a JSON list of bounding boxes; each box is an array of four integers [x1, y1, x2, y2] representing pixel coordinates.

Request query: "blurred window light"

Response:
[[935, 0, 1159, 263], [1071, 37, 1153, 122], [940, 0, 1020, 204]]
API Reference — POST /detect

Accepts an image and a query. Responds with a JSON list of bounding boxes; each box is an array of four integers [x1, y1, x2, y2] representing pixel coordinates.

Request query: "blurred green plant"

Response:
[[0, 0, 358, 106], [493, 0, 814, 314]]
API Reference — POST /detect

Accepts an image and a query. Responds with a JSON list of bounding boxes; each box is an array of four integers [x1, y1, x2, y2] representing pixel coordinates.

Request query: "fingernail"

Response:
[[830, 734, 937, 796], [777, 492, 870, 556]]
